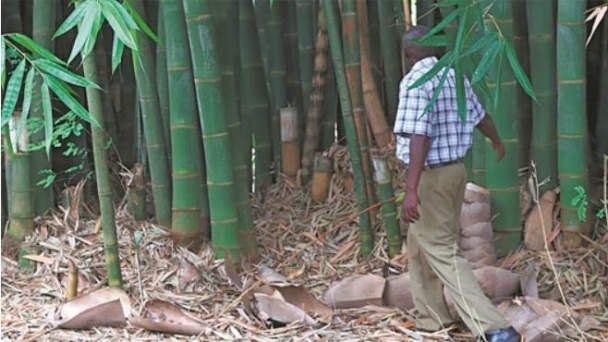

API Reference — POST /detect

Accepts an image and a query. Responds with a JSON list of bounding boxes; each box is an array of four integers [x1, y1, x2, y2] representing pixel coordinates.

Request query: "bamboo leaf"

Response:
[[18, 68, 35, 142], [54, 0, 90, 38], [45, 76, 101, 128], [123, 0, 159, 43], [1, 38, 6, 87], [101, 0, 138, 50], [493, 48, 504, 114], [462, 31, 497, 59], [1, 59, 26, 127], [471, 39, 502, 85], [68, 4, 98, 63], [420, 65, 452, 119], [414, 34, 447, 47], [108, 0, 139, 30], [82, 9, 104, 58], [33, 59, 100, 89], [8, 33, 65, 65], [111, 34, 125, 74], [41, 81, 53, 155], [504, 41, 536, 101], [409, 51, 454, 89], [421, 7, 463, 40]]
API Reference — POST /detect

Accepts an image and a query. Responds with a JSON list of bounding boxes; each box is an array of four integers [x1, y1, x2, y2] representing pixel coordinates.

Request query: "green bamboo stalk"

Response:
[[366, 0, 383, 102], [512, 0, 532, 170], [212, 0, 259, 261], [416, 0, 436, 27], [237, 1, 253, 187], [1, 0, 22, 33], [372, 157, 402, 257], [320, 60, 338, 151], [557, 0, 589, 248], [377, 0, 401, 127], [30, 0, 56, 216], [266, 0, 287, 175], [82, 45, 123, 287], [284, 0, 304, 139], [596, 58, 608, 161], [161, 0, 203, 250], [484, 0, 521, 256], [324, 0, 374, 257], [6, 149, 34, 245], [393, 0, 406, 41], [342, 0, 379, 226], [526, 0, 557, 193], [117, 49, 137, 168], [472, 131, 486, 186], [296, 0, 314, 123], [254, 0, 271, 87], [130, 0, 172, 228], [156, 5, 172, 159], [240, 0, 273, 191], [182, 0, 242, 261], [95, 39, 119, 146]]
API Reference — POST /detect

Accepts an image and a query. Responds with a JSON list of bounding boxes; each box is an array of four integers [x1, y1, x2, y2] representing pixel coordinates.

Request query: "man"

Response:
[[394, 25, 521, 342]]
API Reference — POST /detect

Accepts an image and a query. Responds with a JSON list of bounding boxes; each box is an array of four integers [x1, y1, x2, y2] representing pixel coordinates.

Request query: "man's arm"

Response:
[[476, 113, 505, 162], [401, 134, 432, 222]]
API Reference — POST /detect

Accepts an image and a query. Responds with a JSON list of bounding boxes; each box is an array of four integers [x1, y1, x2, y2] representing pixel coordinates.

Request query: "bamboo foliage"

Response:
[[183, 0, 243, 261], [324, 0, 374, 257], [557, 0, 589, 248]]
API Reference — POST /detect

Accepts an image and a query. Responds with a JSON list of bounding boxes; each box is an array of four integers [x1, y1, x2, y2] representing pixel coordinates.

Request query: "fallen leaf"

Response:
[[323, 274, 386, 309], [223, 254, 243, 290], [22, 254, 55, 264], [178, 256, 200, 292], [272, 285, 333, 320], [253, 292, 315, 326], [57, 299, 126, 330], [258, 265, 291, 285], [129, 300, 207, 336], [520, 263, 539, 298], [59, 287, 131, 321]]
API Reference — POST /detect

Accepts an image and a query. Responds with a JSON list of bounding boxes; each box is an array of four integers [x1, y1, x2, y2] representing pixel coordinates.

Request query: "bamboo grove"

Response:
[[1, 0, 607, 283]]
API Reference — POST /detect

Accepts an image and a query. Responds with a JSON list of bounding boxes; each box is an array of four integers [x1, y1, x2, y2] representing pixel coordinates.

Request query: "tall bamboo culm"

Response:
[[324, 0, 374, 257], [377, 0, 401, 126], [296, 0, 314, 124], [161, 0, 204, 250], [301, 5, 329, 182], [512, 0, 532, 170], [484, 0, 521, 256], [526, 0, 557, 193], [342, 0, 379, 230], [82, 45, 123, 287], [183, 0, 243, 260], [212, 0, 259, 261], [557, 0, 589, 248], [240, 0, 273, 192], [156, 6, 171, 160], [30, 0, 55, 215], [130, 0, 172, 228]]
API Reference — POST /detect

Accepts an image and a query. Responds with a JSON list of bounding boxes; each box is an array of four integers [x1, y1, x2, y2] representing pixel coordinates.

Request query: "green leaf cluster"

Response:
[[407, 0, 536, 121]]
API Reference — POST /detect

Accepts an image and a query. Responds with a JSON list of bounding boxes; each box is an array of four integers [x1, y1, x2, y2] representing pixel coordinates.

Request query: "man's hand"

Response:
[[401, 191, 420, 223], [492, 140, 505, 162]]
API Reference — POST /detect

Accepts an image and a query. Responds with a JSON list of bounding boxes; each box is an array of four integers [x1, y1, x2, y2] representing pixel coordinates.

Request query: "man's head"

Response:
[[402, 25, 436, 64]]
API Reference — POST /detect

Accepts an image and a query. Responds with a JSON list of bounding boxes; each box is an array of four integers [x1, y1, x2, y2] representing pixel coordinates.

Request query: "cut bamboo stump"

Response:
[[281, 107, 300, 178], [460, 183, 497, 269], [524, 189, 557, 251], [311, 152, 333, 203]]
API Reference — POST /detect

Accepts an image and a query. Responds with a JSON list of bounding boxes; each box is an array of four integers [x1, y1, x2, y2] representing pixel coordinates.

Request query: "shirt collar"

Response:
[[412, 56, 438, 71]]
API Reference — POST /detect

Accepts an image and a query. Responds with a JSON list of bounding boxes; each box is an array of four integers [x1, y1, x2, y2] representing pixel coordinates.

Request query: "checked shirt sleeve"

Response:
[[393, 80, 434, 137]]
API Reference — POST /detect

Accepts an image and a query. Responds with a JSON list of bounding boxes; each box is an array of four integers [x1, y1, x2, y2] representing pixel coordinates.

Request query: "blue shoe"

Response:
[[484, 326, 521, 342]]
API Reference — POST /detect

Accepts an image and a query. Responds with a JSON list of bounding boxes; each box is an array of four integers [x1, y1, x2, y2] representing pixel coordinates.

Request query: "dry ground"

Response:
[[2, 148, 607, 341]]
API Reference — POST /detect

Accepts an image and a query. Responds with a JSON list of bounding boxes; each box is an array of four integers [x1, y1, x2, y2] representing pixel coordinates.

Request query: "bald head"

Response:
[[402, 25, 436, 64]]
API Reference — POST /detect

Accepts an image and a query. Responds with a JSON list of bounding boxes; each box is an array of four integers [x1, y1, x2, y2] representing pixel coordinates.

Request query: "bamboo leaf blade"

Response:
[[40, 81, 53, 155], [504, 41, 536, 101], [32, 59, 100, 88], [1, 59, 27, 126], [44, 76, 100, 128], [8, 33, 64, 64], [16, 68, 35, 143], [53, 0, 90, 38]]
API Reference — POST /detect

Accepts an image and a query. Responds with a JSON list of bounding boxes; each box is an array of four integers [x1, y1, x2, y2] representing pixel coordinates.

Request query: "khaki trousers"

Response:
[[407, 163, 510, 336]]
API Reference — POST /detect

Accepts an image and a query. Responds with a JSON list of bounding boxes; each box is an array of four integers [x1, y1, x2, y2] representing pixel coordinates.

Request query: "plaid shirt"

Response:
[[393, 57, 486, 167]]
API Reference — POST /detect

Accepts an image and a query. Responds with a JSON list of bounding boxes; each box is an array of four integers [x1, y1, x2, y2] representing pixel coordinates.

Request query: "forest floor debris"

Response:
[[2, 148, 607, 341]]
